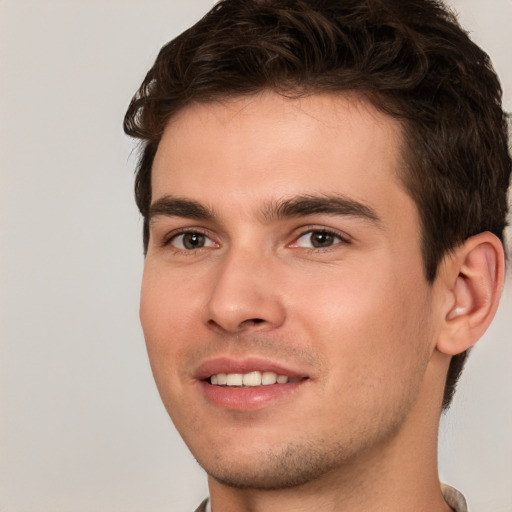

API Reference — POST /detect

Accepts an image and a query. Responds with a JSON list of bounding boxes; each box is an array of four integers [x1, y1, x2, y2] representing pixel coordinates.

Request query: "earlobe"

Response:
[[436, 232, 505, 356]]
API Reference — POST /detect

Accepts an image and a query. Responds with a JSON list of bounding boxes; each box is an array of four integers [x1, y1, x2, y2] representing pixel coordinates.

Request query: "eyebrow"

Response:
[[263, 194, 381, 225], [149, 196, 214, 223], [148, 193, 380, 226]]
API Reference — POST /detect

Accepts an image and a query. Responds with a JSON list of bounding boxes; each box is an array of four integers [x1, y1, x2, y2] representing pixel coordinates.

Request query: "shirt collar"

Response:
[[202, 484, 468, 512]]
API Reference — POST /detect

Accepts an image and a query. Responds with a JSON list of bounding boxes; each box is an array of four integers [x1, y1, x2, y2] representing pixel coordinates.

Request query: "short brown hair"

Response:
[[124, 0, 511, 408]]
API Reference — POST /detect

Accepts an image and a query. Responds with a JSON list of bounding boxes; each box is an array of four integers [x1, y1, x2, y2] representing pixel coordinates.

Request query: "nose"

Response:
[[204, 247, 286, 334]]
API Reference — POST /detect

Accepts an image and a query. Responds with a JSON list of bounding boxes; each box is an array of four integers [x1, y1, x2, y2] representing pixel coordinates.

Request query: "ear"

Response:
[[436, 232, 505, 356]]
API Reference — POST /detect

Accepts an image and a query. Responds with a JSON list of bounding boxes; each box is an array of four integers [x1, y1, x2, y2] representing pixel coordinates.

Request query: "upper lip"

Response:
[[194, 356, 309, 381]]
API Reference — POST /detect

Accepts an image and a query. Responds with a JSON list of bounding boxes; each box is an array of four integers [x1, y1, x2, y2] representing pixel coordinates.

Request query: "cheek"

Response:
[[290, 263, 433, 389], [139, 269, 205, 429], [139, 266, 201, 387], [140, 261, 204, 335]]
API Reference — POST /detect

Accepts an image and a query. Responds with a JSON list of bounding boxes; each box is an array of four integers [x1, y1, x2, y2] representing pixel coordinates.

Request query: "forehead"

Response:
[[151, 91, 410, 222]]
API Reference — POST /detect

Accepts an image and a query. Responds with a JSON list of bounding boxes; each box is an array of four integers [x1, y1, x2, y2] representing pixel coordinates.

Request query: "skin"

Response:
[[141, 91, 457, 511]]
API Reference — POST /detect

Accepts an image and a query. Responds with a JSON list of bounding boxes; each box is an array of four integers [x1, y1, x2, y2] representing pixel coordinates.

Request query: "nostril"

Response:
[[243, 318, 264, 325], [206, 317, 266, 333]]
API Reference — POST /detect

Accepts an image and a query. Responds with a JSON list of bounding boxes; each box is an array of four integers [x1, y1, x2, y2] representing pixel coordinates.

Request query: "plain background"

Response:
[[0, 1, 510, 511]]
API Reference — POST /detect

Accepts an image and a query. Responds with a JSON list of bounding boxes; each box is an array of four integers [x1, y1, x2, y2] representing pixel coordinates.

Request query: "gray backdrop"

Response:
[[1, 1, 510, 511]]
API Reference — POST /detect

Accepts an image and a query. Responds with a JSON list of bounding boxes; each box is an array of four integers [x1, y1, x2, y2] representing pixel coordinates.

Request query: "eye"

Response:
[[293, 230, 347, 249], [170, 232, 216, 250]]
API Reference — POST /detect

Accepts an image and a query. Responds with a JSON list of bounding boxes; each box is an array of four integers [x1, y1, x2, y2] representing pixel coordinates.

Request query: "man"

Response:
[[123, 0, 510, 510]]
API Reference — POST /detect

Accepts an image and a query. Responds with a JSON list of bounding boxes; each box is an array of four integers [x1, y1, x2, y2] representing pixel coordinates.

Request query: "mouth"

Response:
[[195, 358, 311, 410]]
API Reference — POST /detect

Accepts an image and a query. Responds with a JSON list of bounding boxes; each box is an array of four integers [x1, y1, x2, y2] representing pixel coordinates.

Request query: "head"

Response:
[[124, 2, 511, 495], [124, 0, 510, 410]]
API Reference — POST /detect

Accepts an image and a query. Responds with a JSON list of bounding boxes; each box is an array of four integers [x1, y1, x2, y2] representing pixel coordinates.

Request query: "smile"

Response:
[[209, 371, 301, 387], [196, 358, 311, 409]]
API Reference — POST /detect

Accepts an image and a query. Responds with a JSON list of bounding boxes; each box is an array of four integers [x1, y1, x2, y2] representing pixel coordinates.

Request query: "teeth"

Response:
[[261, 371, 277, 385], [243, 371, 262, 386], [226, 373, 243, 386], [209, 371, 290, 387]]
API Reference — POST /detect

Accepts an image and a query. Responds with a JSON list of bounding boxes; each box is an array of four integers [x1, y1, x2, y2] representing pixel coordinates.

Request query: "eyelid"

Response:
[[288, 226, 352, 248], [161, 227, 218, 249], [156, 224, 351, 251]]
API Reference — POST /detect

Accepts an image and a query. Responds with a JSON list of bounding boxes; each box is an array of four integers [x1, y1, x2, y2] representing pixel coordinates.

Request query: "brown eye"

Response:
[[183, 233, 205, 249], [171, 232, 215, 250], [310, 232, 335, 248], [295, 230, 344, 249]]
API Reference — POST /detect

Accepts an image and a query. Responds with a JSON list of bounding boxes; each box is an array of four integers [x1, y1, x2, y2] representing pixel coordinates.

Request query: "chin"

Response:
[[196, 440, 354, 491]]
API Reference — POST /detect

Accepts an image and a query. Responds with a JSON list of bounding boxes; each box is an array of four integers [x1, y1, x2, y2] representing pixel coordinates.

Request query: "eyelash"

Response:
[[161, 228, 216, 252], [160, 227, 351, 254], [290, 227, 351, 251]]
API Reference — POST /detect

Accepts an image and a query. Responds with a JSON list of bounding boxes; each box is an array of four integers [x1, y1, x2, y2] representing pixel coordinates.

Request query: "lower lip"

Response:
[[200, 380, 307, 411]]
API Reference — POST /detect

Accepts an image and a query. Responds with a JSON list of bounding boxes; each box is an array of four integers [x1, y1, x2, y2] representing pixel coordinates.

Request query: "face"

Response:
[[141, 92, 440, 489]]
